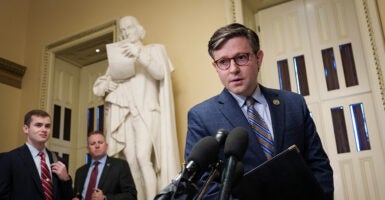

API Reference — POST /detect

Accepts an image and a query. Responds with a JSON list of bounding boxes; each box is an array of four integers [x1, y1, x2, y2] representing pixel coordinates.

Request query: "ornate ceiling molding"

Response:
[[0, 57, 26, 89]]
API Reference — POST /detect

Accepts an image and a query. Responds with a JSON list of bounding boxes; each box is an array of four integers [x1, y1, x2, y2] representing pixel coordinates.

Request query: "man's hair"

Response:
[[88, 130, 105, 137], [24, 109, 50, 126], [87, 130, 106, 144], [208, 23, 260, 59]]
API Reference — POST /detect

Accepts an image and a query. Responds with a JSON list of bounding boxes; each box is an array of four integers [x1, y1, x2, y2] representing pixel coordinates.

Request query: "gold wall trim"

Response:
[[225, 0, 243, 24], [0, 57, 26, 89], [46, 20, 116, 49], [362, 0, 385, 111]]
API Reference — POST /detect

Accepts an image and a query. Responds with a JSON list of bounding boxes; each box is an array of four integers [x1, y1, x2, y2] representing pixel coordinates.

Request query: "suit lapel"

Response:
[[78, 163, 92, 194], [217, 89, 250, 129], [260, 86, 285, 153], [98, 157, 111, 188], [19, 145, 45, 198], [217, 89, 268, 165]]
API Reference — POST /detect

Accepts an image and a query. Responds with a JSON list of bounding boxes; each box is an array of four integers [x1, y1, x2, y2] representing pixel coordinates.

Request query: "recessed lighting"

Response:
[[95, 48, 100, 53]]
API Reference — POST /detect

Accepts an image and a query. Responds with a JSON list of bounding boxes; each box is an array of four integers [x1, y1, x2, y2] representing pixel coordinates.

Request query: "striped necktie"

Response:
[[246, 97, 275, 159], [38, 152, 53, 200]]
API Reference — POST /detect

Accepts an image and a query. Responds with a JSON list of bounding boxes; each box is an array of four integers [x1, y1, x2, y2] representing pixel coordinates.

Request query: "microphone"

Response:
[[184, 136, 221, 181], [215, 128, 229, 147], [155, 136, 220, 200], [218, 127, 249, 200], [194, 129, 229, 199], [177, 129, 227, 184]]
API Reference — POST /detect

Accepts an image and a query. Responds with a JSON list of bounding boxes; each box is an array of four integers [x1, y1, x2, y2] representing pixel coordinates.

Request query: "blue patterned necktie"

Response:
[[246, 97, 275, 159]]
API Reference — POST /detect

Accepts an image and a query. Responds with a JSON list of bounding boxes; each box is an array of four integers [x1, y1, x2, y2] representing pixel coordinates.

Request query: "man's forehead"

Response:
[[89, 134, 105, 140], [31, 115, 51, 122]]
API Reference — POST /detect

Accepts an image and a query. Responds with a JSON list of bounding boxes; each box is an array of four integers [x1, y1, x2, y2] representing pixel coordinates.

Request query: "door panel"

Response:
[[50, 58, 80, 176], [257, 0, 385, 199]]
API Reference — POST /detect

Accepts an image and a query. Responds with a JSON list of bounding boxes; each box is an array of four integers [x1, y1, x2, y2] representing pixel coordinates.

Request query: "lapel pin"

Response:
[[273, 99, 280, 105]]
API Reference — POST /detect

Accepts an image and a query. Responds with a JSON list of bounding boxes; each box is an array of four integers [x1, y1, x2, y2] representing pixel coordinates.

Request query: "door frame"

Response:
[[38, 19, 117, 175]]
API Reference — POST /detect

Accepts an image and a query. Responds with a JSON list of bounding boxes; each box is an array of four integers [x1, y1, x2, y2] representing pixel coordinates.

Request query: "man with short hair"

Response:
[[73, 131, 137, 200], [0, 109, 73, 200], [185, 23, 334, 199]]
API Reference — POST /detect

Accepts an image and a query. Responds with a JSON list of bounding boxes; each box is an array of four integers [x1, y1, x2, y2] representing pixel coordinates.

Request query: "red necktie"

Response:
[[38, 152, 53, 200], [85, 161, 99, 200]]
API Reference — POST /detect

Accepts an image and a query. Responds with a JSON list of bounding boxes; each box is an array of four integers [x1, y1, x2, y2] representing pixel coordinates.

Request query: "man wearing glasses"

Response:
[[184, 23, 333, 199]]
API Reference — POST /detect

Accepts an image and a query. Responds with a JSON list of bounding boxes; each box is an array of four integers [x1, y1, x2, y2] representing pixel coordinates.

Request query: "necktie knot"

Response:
[[38, 151, 45, 158], [246, 97, 256, 108]]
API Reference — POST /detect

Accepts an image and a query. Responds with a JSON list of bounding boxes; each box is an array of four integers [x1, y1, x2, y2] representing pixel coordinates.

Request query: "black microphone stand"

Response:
[[194, 161, 222, 200], [217, 158, 237, 200], [154, 163, 198, 200]]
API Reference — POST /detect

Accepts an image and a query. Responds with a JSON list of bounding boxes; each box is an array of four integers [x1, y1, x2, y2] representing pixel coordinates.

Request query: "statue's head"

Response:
[[118, 16, 146, 42]]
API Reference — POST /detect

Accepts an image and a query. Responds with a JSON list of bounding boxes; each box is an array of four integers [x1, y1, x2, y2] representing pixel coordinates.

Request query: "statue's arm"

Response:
[[93, 68, 118, 97], [136, 45, 166, 80]]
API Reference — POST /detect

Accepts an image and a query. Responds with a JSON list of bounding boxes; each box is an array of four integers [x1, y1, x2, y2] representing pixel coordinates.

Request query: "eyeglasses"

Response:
[[213, 52, 254, 70]]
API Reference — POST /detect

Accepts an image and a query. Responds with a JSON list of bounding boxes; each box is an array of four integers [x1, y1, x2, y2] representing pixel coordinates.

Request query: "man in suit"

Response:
[[73, 131, 137, 200], [0, 109, 73, 200], [184, 23, 334, 199]]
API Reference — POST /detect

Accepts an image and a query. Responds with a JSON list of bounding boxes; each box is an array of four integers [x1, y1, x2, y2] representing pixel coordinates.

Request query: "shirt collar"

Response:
[[91, 154, 107, 166], [229, 85, 266, 107], [26, 142, 47, 157]]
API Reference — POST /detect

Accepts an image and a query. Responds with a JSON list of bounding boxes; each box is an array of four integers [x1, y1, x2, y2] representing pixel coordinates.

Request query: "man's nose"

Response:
[[229, 59, 240, 72]]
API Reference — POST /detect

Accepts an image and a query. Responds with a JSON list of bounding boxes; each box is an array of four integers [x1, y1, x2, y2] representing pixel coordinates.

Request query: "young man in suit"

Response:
[[184, 23, 334, 199], [73, 131, 137, 200], [0, 109, 73, 200]]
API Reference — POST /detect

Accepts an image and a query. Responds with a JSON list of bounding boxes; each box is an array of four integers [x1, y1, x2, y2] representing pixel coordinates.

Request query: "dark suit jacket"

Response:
[[0, 144, 73, 200], [73, 156, 137, 200], [185, 86, 334, 199]]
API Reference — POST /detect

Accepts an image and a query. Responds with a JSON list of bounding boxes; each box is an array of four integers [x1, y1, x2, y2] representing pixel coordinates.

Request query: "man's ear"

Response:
[[22, 125, 29, 134], [256, 50, 264, 66]]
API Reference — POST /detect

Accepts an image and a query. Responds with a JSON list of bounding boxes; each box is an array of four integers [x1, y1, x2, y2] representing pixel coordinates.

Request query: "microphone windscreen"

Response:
[[224, 127, 249, 160], [188, 136, 220, 171]]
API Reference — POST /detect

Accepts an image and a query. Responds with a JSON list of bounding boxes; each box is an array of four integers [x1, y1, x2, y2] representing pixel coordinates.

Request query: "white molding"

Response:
[[39, 20, 117, 112], [225, 0, 244, 24], [354, 0, 385, 154]]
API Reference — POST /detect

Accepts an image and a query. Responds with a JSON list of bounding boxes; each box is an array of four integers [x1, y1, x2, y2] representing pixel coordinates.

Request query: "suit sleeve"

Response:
[[0, 152, 11, 199], [184, 107, 223, 199], [105, 160, 137, 200], [300, 96, 334, 199], [56, 156, 74, 200], [73, 167, 84, 198]]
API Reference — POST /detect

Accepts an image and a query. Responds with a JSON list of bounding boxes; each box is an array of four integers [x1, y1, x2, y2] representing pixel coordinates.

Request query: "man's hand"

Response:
[[91, 188, 106, 200], [51, 161, 70, 181]]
